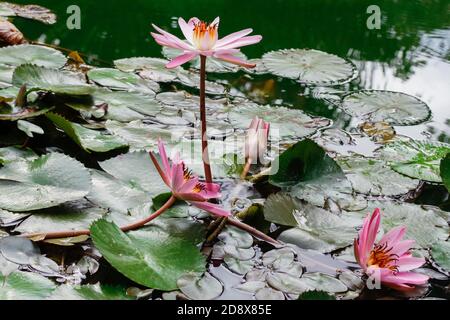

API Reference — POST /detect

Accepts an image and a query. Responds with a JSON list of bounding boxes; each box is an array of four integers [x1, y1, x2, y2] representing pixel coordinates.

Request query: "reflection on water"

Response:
[[12, 0, 450, 138]]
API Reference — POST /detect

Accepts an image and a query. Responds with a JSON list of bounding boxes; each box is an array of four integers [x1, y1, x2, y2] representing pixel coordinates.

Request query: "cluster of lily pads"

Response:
[[0, 5, 449, 300]]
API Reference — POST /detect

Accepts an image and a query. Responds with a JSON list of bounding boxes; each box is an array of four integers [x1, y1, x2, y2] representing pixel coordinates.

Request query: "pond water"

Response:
[[14, 0, 450, 142]]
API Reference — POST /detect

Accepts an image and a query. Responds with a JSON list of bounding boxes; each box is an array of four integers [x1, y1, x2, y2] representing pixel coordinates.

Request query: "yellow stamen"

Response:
[[367, 242, 399, 273]]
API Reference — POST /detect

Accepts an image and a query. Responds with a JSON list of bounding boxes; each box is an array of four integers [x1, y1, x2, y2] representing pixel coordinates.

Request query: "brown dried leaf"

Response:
[[0, 18, 25, 45], [0, 2, 56, 25], [359, 121, 396, 143]]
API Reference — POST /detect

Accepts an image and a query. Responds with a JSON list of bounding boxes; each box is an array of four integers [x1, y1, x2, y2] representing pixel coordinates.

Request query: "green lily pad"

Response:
[[262, 49, 357, 85], [0, 271, 56, 299], [0, 64, 14, 86], [90, 219, 205, 291], [0, 153, 92, 211], [48, 283, 133, 300], [298, 290, 336, 300], [255, 287, 285, 300], [105, 120, 173, 151], [99, 151, 168, 196], [430, 241, 450, 273], [440, 153, 450, 192], [0, 45, 66, 68], [337, 156, 420, 196], [0, 146, 37, 164], [269, 195, 362, 253], [91, 88, 162, 121], [17, 120, 44, 138], [378, 140, 450, 182], [13, 199, 107, 236], [228, 103, 330, 141], [300, 273, 347, 293], [13, 64, 94, 96], [270, 139, 366, 211], [47, 113, 128, 153], [177, 272, 223, 300], [87, 68, 159, 95], [114, 57, 180, 82], [341, 91, 431, 125], [0, 3, 56, 24], [86, 169, 149, 214]]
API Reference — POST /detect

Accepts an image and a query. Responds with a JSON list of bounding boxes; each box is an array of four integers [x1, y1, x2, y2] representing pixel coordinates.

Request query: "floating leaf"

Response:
[[13, 199, 106, 236], [300, 273, 347, 293], [229, 103, 330, 140], [114, 57, 180, 82], [90, 219, 205, 291], [177, 272, 223, 300], [86, 170, 149, 214], [90, 88, 162, 121], [87, 68, 159, 95], [99, 151, 168, 196], [378, 140, 450, 182], [359, 121, 396, 143], [105, 120, 173, 151], [0, 271, 56, 299], [0, 2, 56, 24], [48, 283, 132, 300], [255, 287, 285, 300], [0, 45, 66, 68], [337, 156, 420, 196], [0, 146, 37, 164], [440, 153, 450, 193], [262, 49, 357, 85], [273, 199, 362, 253], [47, 113, 128, 153], [266, 272, 311, 295], [341, 91, 431, 125], [430, 241, 450, 273], [17, 120, 44, 138], [270, 139, 365, 210], [13, 64, 94, 95], [0, 153, 91, 212], [0, 17, 25, 45]]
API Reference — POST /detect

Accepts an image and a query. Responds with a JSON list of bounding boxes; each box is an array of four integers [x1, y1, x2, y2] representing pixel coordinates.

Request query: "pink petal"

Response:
[[213, 49, 241, 56], [166, 52, 198, 69], [178, 17, 194, 44], [382, 271, 429, 286], [390, 239, 416, 257], [357, 209, 380, 266], [198, 182, 221, 199], [152, 23, 193, 51], [397, 256, 426, 272], [176, 192, 207, 202], [216, 28, 253, 47], [170, 161, 186, 191], [379, 226, 406, 246], [354, 238, 363, 268], [215, 35, 262, 50], [190, 201, 231, 217], [149, 152, 170, 187], [157, 139, 171, 177], [364, 209, 380, 261], [211, 17, 220, 27], [214, 53, 256, 68]]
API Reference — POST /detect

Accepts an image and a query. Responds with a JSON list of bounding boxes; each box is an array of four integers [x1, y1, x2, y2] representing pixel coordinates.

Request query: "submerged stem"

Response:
[[200, 55, 213, 184], [241, 157, 253, 179], [23, 196, 176, 241], [227, 217, 281, 247]]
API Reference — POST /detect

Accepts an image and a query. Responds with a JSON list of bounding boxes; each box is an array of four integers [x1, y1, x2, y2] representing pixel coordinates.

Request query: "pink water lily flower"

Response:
[[354, 208, 429, 291], [151, 17, 262, 68], [245, 116, 270, 163], [150, 140, 230, 217]]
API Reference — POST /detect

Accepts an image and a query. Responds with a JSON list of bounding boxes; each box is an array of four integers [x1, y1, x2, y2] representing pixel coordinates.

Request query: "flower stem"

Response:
[[227, 217, 281, 247], [200, 55, 213, 184], [22, 196, 176, 241], [241, 157, 253, 179]]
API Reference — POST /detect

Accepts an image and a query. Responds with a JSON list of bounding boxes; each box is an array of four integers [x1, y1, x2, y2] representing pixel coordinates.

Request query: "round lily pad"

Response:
[[228, 103, 331, 140], [341, 90, 431, 125], [262, 49, 357, 85], [0, 44, 66, 68]]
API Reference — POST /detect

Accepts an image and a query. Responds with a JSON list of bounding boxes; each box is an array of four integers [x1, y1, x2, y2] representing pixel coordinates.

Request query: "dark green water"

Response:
[[12, 0, 450, 140]]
